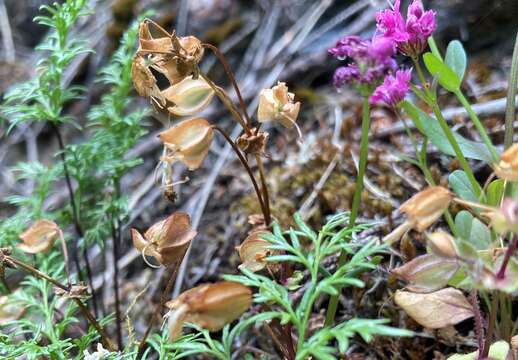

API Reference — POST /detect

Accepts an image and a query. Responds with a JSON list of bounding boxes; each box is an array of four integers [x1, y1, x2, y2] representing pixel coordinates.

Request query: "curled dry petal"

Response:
[[131, 212, 196, 267], [158, 118, 214, 170], [161, 76, 214, 116], [236, 128, 269, 155], [258, 82, 301, 129], [395, 287, 473, 329], [236, 230, 273, 272], [165, 281, 252, 339], [18, 219, 61, 254], [131, 56, 166, 107], [494, 144, 518, 181], [391, 254, 459, 293]]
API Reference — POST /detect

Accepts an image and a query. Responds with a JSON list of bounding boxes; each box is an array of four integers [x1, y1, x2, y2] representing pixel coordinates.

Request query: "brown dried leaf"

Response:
[[395, 288, 473, 328]]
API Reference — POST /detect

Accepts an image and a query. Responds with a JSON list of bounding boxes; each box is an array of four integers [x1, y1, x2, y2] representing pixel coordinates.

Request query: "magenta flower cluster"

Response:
[[329, 36, 397, 89], [329, 0, 436, 108], [376, 0, 436, 58]]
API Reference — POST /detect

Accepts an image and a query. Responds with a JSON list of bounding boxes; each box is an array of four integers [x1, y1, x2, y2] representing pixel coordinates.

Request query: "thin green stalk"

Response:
[[504, 32, 518, 150], [413, 58, 482, 198], [454, 90, 499, 161], [324, 96, 370, 326]]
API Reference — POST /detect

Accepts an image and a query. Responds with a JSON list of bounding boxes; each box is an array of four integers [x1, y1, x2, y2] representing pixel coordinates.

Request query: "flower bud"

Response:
[[161, 76, 214, 116], [17, 220, 61, 254], [131, 212, 196, 267], [258, 82, 301, 129], [158, 118, 214, 170], [400, 186, 453, 231], [426, 231, 457, 258], [483, 198, 518, 235], [236, 230, 273, 272], [494, 144, 518, 181], [165, 281, 252, 339]]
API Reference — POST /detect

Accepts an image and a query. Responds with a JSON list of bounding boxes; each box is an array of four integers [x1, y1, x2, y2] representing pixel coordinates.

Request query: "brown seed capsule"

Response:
[[236, 230, 273, 272], [165, 281, 252, 339], [426, 231, 457, 258], [236, 128, 269, 155], [158, 118, 214, 170], [131, 212, 196, 267], [384, 186, 453, 245], [494, 144, 518, 181], [258, 82, 301, 129], [17, 219, 62, 254], [161, 76, 214, 116]]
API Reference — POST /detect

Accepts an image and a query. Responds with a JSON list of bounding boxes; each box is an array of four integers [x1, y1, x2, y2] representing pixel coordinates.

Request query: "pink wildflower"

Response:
[[370, 69, 412, 108], [376, 0, 436, 57]]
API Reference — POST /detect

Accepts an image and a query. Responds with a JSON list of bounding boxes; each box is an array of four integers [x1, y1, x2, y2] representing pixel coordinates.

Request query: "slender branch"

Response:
[[136, 262, 180, 359], [213, 126, 268, 222], [496, 235, 517, 279], [199, 72, 249, 131], [51, 122, 99, 314], [3, 253, 115, 351], [325, 96, 371, 326], [111, 219, 123, 350], [202, 43, 253, 128]]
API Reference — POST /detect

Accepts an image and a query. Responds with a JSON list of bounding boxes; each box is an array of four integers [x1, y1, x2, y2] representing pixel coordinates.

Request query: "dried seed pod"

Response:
[[165, 281, 252, 339], [0, 294, 25, 324], [17, 220, 61, 254], [236, 128, 269, 155], [161, 76, 214, 116], [131, 212, 196, 267], [384, 186, 452, 244], [158, 118, 214, 170], [426, 231, 457, 259], [494, 144, 518, 181], [236, 230, 273, 272], [257, 82, 301, 129]]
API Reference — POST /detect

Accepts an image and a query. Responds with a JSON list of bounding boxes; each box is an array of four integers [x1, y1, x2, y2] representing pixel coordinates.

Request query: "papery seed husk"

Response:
[[400, 186, 452, 231], [17, 219, 60, 254]]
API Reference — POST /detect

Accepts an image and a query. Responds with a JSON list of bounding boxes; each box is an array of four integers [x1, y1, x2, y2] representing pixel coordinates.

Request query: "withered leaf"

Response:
[[395, 288, 473, 329], [392, 254, 459, 293]]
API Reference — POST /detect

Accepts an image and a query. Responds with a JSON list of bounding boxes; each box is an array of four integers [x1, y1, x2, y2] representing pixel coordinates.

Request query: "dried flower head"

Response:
[[426, 231, 457, 259], [257, 82, 301, 129], [384, 186, 452, 244], [494, 144, 518, 181], [17, 219, 62, 254], [236, 128, 269, 155], [165, 281, 252, 339], [161, 76, 214, 116], [329, 35, 397, 89], [131, 212, 196, 267], [158, 118, 214, 170], [376, 0, 436, 57], [370, 69, 412, 108], [236, 230, 274, 272]]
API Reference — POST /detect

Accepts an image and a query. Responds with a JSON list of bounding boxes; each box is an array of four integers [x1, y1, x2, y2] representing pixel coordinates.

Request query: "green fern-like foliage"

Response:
[[167, 213, 412, 360]]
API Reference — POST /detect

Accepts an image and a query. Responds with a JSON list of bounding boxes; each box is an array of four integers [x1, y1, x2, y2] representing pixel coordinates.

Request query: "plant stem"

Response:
[[136, 262, 180, 359], [213, 126, 268, 223], [496, 235, 517, 279], [199, 72, 249, 132], [111, 219, 123, 350], [471, 289, 484, 351], [4, 253, 115, 351], [454, 90, 499, 161], [202, 43, 253, 128], [505, 32, 518, 150], [481, 293, 499, 359], [254, 155, 271, 226], [51, 122, 99, 314], [412, 59, 483, 198], [324, 96, 371, 326]]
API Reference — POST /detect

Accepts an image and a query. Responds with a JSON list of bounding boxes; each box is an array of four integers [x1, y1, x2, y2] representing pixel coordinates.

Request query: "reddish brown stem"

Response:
[[496, 235, 517, 279], [6, 255, 115, 351], [481, 294, 498, 359]]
